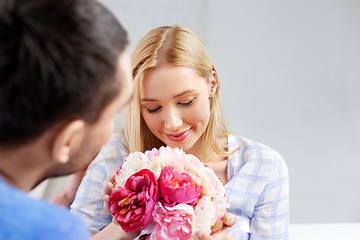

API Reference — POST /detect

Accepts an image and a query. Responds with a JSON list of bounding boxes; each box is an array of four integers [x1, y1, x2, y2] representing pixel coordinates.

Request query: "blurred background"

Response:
[[31, 0, 360, 224]]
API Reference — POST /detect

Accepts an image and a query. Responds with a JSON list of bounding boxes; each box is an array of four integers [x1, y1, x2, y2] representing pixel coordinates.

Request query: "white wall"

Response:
[[99, 0, 360, 223], [33, 0, 359, 224]]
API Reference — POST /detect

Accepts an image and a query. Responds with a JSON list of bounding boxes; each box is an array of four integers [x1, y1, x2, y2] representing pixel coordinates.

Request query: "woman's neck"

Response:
[[186, 135, 227, 163], [205, 159, 229, 185]]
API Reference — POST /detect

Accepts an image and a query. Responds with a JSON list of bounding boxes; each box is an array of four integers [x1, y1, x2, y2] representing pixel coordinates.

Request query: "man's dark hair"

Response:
[[0, 0, 128, 148]]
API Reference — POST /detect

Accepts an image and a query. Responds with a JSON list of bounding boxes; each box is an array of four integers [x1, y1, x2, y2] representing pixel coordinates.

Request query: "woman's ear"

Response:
[[209, 70, 218, 97], [52, 120, 85, 164]]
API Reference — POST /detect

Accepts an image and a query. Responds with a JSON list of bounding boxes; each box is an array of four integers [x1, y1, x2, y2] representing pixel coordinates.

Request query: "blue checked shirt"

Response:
[[71, 133, 289, 239]]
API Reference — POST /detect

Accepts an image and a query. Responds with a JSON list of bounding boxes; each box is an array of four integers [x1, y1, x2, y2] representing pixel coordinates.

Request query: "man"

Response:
[[0, 0, 132, 239]]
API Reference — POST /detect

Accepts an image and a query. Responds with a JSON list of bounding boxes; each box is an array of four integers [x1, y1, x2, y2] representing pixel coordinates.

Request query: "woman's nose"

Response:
[[163, 108, 183, 131]]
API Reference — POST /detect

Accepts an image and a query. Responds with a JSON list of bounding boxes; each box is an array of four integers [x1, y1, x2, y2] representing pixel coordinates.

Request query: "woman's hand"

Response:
[[102, 172, 116, 213], [91, 173, 142, 240], [190, 212, 237, 240]]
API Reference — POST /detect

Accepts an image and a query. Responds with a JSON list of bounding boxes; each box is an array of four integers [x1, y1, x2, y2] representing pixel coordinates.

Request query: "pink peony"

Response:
[[109, 169, 159, 232], [144, 148, 161, 161], [150, 202, 194, 240], [156, 147, 187, 170], [159, 166, 201, 206], [198, 166, 225, 196], [157, 148, 203, 185]]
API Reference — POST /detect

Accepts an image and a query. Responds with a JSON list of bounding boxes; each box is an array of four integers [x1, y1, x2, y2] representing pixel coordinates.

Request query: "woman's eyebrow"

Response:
[[140, 97, 157, 102], [173, 90, 196, 99]]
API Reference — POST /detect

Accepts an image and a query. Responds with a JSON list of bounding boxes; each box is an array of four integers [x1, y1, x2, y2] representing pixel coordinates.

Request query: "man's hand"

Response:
[[52, 166, 88, 207]]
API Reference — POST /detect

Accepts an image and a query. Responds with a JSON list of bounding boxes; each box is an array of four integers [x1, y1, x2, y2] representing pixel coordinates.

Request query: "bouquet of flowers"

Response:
[[109, 146, 229, 240]]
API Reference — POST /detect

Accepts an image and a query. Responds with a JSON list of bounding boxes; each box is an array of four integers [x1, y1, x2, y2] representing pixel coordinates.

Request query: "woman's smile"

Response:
[[165, 128, 191, 142]]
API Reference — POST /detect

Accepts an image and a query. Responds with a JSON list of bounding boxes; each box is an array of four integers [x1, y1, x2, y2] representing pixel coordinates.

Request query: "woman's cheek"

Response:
[[142, 111, 160, 133], [189, 99, 211, 123]]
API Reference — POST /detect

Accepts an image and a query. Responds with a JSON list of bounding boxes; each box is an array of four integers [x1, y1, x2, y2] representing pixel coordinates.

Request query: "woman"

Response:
[[71, 25, 289, 240]]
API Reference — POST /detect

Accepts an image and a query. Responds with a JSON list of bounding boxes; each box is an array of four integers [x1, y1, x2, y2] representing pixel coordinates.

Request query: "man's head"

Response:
[[0, 0, 132, 186]]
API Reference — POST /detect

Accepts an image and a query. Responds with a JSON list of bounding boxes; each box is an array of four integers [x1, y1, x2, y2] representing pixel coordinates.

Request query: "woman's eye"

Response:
[[179, 98, 195, 106], [146, 106, 161, 113]]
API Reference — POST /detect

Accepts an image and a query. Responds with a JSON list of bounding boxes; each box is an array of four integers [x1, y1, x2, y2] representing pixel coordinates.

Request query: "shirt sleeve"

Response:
[[226, 136, 289, 240], [70, 133, 125, 235], [250, 152, 289, 239]]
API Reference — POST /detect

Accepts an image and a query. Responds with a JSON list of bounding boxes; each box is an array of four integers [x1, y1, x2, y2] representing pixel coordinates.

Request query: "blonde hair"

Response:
[[122, 25, 233, 159]]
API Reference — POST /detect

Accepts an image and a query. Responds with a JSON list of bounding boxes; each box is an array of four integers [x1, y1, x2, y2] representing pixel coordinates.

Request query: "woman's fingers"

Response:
[[190, 213, 237, 240], [103, 173, 116, 213], [223, 212, 237, 227]]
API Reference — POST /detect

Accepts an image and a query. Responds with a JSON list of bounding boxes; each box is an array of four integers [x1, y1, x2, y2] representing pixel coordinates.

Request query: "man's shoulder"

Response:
[[0, 179, 90, 240]]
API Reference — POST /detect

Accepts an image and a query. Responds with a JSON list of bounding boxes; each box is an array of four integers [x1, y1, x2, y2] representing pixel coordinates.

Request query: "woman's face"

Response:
[[140, 65, 214, 154]]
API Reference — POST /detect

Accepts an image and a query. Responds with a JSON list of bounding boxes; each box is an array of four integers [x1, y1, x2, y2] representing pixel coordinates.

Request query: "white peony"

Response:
[[192, 196, 217, 235], [114, 152, 151, 188]]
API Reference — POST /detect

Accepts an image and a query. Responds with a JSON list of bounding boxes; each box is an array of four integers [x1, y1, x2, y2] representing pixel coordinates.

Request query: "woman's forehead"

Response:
[[140, 66, 208, 95]]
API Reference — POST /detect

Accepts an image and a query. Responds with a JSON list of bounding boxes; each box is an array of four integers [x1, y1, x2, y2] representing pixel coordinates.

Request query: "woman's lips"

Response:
[[166, 129, 191, 142]]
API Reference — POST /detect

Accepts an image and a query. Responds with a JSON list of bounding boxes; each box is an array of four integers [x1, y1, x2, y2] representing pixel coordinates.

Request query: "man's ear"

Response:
[[52, 120, 85, 164]]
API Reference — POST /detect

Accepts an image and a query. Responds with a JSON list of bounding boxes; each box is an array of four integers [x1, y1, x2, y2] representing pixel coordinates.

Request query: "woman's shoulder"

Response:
[[227, 135, 287, 177], [229, 135, 284, 160]]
